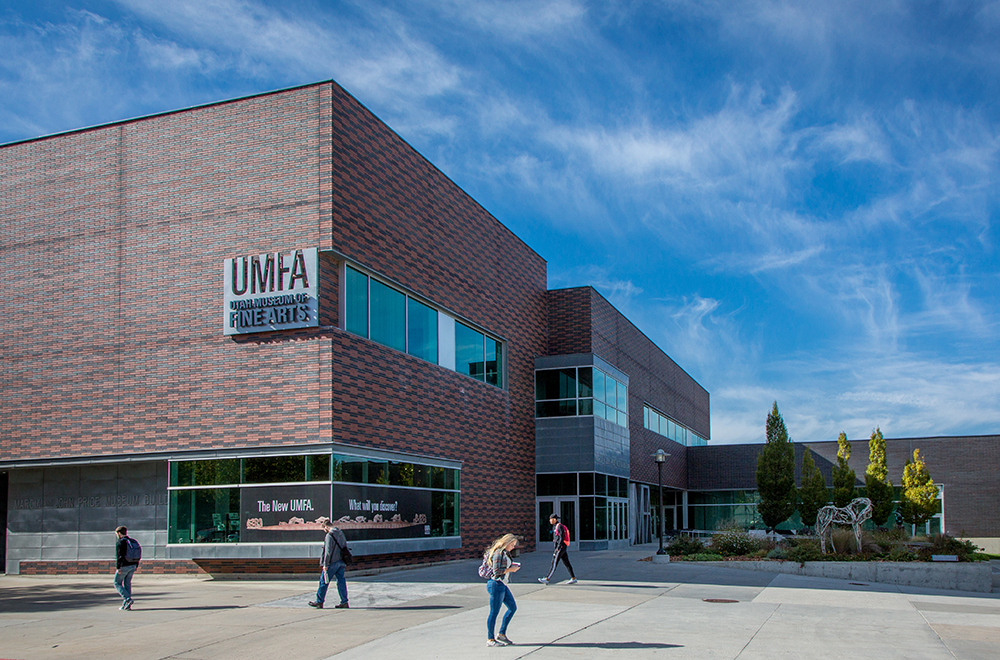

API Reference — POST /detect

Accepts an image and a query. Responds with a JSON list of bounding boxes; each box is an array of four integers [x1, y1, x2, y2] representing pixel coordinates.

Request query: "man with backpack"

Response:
[[538, 514, 577, 585], [114, 525, 141, 610], [309, 517, 350, 609]]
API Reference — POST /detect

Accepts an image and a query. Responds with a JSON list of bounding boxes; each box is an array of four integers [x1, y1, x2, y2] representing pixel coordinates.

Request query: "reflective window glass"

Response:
[[594, 400, 607, 420], [168, 488, 241, 544], [579, 472, 594, 495], [345, 266, 369, 337], [593, 369, 606, 403], [485, 338, 502, 387], [406, 297, 438, 363], [579, 497, 595, 540], [578, 367, 593, 398], [536, 400, 577, 417], [455, 323, 485, 381], [618, 410, 628, 427], [644, 407, 650, 429], [306, 455, 330, 481], [617, 382, 628, 414], [578, 398, 593, 415], [242, 456, 306, 484], [606, 377, 618, 409], [370, 279, 405, 352], [170, 459, 240, 487], [535, 369, 577, 400]]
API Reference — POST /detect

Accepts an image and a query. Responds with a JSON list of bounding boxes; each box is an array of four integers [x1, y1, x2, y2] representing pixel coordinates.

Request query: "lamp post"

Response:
[[653, 449, 669, 555]]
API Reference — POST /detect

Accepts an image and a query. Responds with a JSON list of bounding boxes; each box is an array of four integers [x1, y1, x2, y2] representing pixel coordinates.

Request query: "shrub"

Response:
[[667, 535, 707, 556], [767, 547, 789, 560], [684, 553, 724, 561], [929, 534, 980, 561], [869, 527, 908, 553], [712, 527, 766, 557], [786, 539, 822, 564], [888, 546, 919, 562]]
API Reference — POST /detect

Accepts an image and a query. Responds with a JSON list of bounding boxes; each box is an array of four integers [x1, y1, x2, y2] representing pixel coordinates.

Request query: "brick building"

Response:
[[0, 81, 708, 575], [2, 81, 997, 574]]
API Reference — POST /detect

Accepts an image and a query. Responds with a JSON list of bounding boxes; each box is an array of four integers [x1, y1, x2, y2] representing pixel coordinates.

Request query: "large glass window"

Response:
[[456, 322, 485, 381], [407, 298, 438, 364], [370, 279, 406, 352], [169, 453, 460, 543], [343, 264, 505, 389], [643, 404, 708, 446], [169, 488, 241, 544], [345, 266, 369, 337], [536, 365, 627, 427]]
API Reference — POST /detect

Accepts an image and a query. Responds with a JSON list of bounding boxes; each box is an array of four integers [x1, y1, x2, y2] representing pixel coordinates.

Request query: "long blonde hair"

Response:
[[484, 533, 518, 565]]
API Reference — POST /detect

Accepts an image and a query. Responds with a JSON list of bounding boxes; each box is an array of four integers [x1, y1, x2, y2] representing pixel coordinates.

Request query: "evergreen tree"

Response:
[[864, 426, 895, 526], [756, 402, 796, 530], [831, 432, 857, 507], [899, 449, 939, 529], [798, 448, 829, 530]]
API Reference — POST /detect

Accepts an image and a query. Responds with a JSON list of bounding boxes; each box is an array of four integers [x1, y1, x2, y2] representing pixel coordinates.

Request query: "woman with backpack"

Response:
[[483, 533, 520, 647]]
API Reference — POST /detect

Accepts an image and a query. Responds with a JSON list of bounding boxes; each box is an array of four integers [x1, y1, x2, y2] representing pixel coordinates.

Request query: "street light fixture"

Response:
[[653, 449, 670, 555]]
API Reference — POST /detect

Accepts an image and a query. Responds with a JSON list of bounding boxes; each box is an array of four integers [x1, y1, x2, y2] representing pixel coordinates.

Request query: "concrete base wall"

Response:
[[700, 560, 993, 593]]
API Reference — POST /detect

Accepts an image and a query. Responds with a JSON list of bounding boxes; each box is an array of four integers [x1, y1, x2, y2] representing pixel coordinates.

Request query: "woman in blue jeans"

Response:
[[484, 533, 520, 647]]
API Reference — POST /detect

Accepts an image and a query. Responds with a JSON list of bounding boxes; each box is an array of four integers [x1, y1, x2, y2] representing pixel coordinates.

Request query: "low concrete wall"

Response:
[[698, 560, 993, 593]]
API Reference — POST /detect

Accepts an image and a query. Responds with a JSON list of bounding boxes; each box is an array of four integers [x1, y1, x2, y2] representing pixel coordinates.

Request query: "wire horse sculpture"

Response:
[[816, 498, 873, 554]]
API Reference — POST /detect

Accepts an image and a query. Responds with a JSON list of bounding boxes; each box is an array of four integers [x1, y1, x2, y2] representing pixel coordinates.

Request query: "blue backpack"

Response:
[[125, 537, 142, 562]]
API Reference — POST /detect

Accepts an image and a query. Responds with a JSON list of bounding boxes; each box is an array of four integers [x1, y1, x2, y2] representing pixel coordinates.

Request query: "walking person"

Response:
[[114, 526, 141, 610], [309, 517, 349, 609], [538, 513, 576, 585], [484, 533, 520, 647]]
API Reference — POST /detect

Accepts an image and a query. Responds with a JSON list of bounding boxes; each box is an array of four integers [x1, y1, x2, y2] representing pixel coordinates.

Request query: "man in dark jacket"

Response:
[[114, 525, 140, 610], [538, 514, 577, 585], [309, 517, 349, 609]]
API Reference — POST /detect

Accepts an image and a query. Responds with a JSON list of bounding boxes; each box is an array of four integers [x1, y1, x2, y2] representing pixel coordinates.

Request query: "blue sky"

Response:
[[3, 1, 998, 444]]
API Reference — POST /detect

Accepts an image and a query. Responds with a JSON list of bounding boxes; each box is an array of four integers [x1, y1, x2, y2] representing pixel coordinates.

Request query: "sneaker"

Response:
[[124, 599, 133, 610], [308, 601, 323, 608], [486, 639, 502, 647], [567, 578, 577, 584], [119, 603, 127, 610], [497, 634, 514, 645], [537, 577, 549, 585], [334, 602, 350, 609]]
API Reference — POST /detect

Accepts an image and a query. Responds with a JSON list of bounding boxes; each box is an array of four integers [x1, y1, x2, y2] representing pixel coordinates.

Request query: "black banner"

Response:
[[240, 484, 331, 543], [331, 484, 432, 541]]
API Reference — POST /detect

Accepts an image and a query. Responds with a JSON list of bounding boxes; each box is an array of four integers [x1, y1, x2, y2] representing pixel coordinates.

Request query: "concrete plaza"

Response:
[[2, 545, 999, 660]]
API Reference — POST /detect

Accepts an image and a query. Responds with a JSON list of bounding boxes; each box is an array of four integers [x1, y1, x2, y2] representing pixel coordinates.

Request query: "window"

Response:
[[345, 266, 369, 337], [643, 404, 708, 446], [344, 264, 505, 389], [535, 365, 628, 427], [169, 453, 461, 543], [407, 298, 438, 363], [370, 279, 406, 352]]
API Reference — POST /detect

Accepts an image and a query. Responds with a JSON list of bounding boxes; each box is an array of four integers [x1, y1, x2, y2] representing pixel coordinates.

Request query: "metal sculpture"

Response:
[[816, 497, 873, 554]]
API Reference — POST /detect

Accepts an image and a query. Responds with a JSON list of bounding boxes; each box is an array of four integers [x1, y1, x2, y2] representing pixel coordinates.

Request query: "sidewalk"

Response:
[[1, 544, 999, 660]]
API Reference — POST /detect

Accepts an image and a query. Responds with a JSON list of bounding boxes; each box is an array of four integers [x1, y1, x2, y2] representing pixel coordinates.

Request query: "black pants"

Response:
[[544, 545, 575, 580]]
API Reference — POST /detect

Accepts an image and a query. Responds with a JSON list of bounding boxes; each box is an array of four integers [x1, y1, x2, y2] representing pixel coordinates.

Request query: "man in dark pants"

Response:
[[114, 526, 140, 610], [538, 514, 577, 585], [309, 517, 349, 609]]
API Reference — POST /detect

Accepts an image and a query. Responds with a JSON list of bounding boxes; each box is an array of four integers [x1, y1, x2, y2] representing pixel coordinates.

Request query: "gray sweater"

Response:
[[321, 527, 348, 567]]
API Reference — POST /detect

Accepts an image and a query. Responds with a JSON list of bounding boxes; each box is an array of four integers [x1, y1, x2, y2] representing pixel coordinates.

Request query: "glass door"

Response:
[[537, 498, 578, 551]]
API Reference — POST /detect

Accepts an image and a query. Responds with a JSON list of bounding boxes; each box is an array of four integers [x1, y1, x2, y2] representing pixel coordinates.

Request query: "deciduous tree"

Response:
[[864, 426, 895, 526], [899, 449, 939, 529], [831, 432, 857, 507]]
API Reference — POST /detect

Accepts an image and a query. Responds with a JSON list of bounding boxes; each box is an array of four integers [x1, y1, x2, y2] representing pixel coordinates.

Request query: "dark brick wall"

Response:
[[2, 80, 547, 562], [805, 435, 1000, 538], [545, 287, 708, 490]]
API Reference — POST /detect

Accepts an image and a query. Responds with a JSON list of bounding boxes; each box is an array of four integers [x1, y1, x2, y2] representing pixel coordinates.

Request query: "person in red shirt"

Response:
[[538, 514, 577, 585]]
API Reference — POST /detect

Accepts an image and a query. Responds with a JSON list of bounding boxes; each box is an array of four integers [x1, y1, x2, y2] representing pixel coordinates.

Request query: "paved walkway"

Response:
[[2, 545, 1000, 659]]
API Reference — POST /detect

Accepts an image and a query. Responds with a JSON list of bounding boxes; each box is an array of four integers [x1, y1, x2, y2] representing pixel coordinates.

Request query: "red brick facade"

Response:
[[2, 81, 547, 566]]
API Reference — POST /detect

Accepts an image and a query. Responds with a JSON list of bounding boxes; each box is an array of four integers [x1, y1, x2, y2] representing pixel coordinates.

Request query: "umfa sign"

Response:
[[223, 247, 319, 336]]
